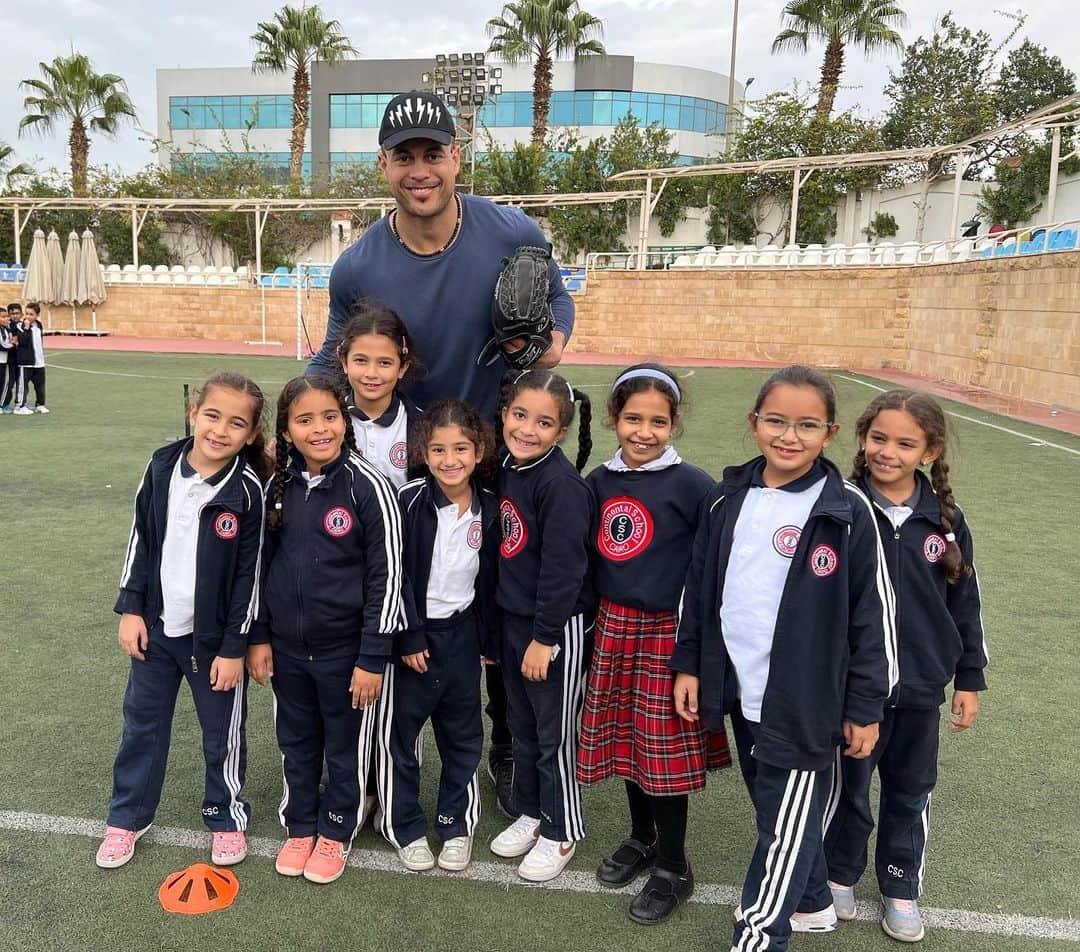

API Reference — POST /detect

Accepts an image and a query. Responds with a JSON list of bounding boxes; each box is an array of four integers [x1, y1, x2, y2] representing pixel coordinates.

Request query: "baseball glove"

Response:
[[477, 245, 555, 370]]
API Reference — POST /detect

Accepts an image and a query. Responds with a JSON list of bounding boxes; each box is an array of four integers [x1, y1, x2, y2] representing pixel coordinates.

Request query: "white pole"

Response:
[[296, 262, 304, 361], [727, 0, 739, 144], [1047, 127, 1062, 224], [637, 175, 652, 271], [789, 168, 801, 247], [13, 206, 20, 266], [131, 208, 139, 270], [949, 154, 969, 239]]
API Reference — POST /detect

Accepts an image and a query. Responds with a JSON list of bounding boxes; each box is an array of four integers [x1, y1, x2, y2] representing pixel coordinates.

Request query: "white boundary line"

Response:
[[1, 810, 1077, 942], [45, 361, 291, 386], [834, 374, 1080, 457]]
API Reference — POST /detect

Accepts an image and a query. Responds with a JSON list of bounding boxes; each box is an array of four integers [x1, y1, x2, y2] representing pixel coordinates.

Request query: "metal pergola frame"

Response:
[[0, 190, 644, 275], [608, 94, 1080, 267]]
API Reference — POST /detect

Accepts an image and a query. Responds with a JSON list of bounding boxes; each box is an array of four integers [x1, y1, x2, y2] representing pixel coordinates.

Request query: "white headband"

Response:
[[612, 368, 681, 402]]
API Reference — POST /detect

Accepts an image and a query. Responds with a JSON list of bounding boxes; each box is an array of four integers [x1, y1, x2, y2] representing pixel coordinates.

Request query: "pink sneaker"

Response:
[[95, 824, 152, 869], [303, 836, 350, 884], [211, 830, 248, 866], [275, 835, 316, 876]]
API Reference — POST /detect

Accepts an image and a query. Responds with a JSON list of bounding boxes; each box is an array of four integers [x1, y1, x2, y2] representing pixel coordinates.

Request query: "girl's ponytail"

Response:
[[266, 436, 291, 533], [572, 387, 592, 472], [929, 458, 968, 584]]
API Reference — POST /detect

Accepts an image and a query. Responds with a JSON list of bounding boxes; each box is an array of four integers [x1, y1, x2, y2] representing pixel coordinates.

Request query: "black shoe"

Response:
[[627, 865, 695, 925], [486, 757, 515, 819], [596, 837, 656, 888]]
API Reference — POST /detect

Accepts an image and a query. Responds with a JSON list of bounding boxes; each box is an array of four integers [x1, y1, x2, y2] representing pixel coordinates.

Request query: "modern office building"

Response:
[[157, 56, 742, 184]]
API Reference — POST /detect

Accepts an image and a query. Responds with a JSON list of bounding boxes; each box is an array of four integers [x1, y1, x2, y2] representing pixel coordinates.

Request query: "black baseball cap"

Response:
[[379, 91, 456, 151]]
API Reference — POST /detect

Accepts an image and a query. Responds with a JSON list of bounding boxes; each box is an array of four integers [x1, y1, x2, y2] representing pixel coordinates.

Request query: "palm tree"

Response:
[[772, 0, 906, 119], [0, 144, 34, 192], [251, 4, 357, 185], [487, 0, 605, 145], [18, 52, 136, 197]]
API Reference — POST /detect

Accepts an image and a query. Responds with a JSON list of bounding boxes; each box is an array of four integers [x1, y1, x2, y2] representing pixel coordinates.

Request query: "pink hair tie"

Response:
[[944, 532, 956, 542]]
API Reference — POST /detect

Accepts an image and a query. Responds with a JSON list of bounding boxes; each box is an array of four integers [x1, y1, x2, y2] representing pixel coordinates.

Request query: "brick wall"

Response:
[[57, 252, 1080, 410]]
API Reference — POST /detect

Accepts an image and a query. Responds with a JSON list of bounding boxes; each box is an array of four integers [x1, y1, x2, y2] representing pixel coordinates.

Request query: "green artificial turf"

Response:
[[0, 351, 1077, 951]]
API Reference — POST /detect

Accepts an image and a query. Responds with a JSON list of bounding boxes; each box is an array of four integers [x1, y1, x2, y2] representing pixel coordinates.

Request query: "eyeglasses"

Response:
[[753, 413, 833, 440]]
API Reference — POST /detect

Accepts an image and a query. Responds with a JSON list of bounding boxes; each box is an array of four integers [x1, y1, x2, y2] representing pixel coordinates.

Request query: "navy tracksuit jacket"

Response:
[[497, 446, 595, 842], [108, 440, 265, 832], [253, 447, 405, 843], [672, 455, 896, 951], [825, 471, 988, 899], [378, 475, 501, 848]]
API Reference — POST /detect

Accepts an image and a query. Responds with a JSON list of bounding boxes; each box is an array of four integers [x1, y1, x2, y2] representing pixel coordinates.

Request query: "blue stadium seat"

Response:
[[981, 247, 993, 259], [1049, 228, 1077, 251], [260, 275, 274, 288], [994, 242, 1016, 257], [311, 276, 330, 289], [565, 278, 582, 292]]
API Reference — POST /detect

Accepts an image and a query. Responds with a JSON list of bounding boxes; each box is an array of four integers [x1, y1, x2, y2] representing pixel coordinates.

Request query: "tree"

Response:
[[486, 0, 605, 145], [0, 144, 34, 192], [772, 0, 906, 119], [994, 40, 1076, 123], [251, 4, 357, 186], [473, 141, 550, 196], [978, 144, 1080, 227], [18, 52, 136, 197], [709, 90, 884, 245]]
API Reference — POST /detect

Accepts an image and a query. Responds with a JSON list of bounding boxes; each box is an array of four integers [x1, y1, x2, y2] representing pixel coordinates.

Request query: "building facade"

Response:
[[157, 56, 742, 184]]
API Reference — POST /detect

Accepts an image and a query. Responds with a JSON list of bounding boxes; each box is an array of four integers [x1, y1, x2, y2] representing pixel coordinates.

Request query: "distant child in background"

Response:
[[379, 400, 500, 874], [0, 307, 14, 412], [578, 363, 731, 925], [247, 374, 404, 886], [672, 364, 896, 952], [489, 369, 595, 884], [13, 302, 46, 414], [337, 299, 423, 487], [97, 371, 269, 870], [825, 389, 988, 944]]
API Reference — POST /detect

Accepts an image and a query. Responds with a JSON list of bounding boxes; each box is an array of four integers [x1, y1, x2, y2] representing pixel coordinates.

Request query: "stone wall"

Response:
[[51, 251, 1080, 410]]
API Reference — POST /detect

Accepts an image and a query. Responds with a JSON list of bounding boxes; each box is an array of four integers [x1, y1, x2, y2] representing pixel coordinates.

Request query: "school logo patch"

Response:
[[772, 525, 801, 558], [467, 520, 483, 550], [323, 506, 353, 537], [597, 496, 654, 562], [499, 498, 527, 558], [810, 544, 839, 578], [214, 511, 239, 540], [389, 441, 409, 470], [923, 533, 946, 563]]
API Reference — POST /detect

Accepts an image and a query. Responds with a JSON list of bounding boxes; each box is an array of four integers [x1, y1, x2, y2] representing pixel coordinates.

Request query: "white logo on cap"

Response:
[[403, 97, 414, 123]]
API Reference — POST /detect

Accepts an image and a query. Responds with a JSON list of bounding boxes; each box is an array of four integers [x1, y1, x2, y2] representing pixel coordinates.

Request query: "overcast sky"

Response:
[[1, 0, 1073, 174]]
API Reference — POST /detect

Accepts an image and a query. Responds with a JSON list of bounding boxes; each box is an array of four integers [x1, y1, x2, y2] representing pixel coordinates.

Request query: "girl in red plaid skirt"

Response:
[[577, 363, 730, 925]]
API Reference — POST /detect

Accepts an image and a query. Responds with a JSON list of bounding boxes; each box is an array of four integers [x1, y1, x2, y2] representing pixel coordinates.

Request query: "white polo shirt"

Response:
[[349, 396, 410, 488], [159, 455, 228, 637], [720, 462, 827, 722], [426, 493, 483, 620]]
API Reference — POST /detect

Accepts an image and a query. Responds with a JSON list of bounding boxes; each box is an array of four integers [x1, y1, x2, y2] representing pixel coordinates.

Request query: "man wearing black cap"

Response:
[[309, 90, 576, 823], [309, 90, 574, 419]]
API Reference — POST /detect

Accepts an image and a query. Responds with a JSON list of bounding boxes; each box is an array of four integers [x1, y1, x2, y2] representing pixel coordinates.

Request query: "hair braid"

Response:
[[573, 388, 592, 472], [929, 458, 967, 583], [267, 436, 291, 533], [850, 446, 870, 482]]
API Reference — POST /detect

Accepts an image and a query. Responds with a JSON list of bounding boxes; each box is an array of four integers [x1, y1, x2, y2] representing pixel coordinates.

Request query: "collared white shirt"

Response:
[[720, 471, 827, 722], [160, 455, 227, 637], [426, 495, 483, 620], [867, 482, 921, 531], [603, 444, 683, 472], [349, 398, 409, 488]]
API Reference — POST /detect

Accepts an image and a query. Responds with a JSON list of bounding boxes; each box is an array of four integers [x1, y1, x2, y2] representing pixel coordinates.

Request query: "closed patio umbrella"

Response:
[[79, 228, 107, 331], [22, 229, 54, 305], [60, 230, 82, 329], [46, 229, 65, 305]]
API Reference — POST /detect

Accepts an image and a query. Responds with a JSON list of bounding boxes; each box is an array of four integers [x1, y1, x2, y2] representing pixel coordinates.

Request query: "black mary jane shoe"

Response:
[[595, 837, 657, 888], [627, 865, 695, 925]]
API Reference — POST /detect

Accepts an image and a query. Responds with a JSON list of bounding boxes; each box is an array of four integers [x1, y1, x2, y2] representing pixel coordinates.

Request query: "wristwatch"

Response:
[[549, 644, 560, 662]]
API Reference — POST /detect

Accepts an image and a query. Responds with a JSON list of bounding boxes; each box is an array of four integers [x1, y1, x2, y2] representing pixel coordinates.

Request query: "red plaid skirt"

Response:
[[577, 598, 731, 795]]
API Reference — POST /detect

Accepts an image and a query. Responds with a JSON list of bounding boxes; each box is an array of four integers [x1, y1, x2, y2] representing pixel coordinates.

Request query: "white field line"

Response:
[[834, 374, 1080, 457], [1, 810, 1077, 942], [46, 361, 290, 385]]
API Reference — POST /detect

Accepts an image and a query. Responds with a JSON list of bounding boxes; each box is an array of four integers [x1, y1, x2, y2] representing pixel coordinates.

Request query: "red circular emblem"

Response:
[[467, 520, 483, 550], [389, 441, 409, 470], [810, 544, 839, 577], [323, 506, 353, 537], [923, 533, 946, 563], [214, 511, 239, 540], [499, 498, 527, 558], [597, 496, 654, 562], [772, 524, 801, 558]]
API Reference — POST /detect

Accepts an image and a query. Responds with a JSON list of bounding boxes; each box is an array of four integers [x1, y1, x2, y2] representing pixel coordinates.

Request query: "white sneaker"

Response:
[[13, 406, 32, 415], [490, 815, 541, 858], [437, 835, 473, 871], [34, 405, 49, 414], [790, 904, 838, 933], [397, 836, 435, 871], [518, 835, 576, 883]]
